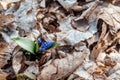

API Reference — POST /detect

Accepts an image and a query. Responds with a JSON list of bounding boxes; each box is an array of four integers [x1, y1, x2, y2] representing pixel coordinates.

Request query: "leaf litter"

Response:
[[0, 0, 120, 80]]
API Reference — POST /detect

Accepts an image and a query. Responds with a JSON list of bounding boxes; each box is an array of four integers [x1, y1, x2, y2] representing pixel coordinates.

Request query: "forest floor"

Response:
[[0, 0, 120, 80]]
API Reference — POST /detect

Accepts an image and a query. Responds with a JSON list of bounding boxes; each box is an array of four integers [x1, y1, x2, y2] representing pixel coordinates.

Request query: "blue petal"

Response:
[[39, 47, 46, 52], [41, 41, 54, 49], [37, 38, 42, 45]]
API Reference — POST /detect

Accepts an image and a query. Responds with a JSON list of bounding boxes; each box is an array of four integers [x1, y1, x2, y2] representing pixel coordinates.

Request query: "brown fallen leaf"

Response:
[[0, 14, 14, 30], [0, 43, 10, 68], [0, 42, 17, 80], [89, 21, 112, 61], [0, 43, 16, 68], [90, 36, 108, 61], [99, 4, 120, 33], [37, 43, 88, 80], [12, 51, 26, 74]]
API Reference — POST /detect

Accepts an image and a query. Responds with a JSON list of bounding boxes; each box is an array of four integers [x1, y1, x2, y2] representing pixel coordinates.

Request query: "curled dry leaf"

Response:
[[89, 25, 112, 60]]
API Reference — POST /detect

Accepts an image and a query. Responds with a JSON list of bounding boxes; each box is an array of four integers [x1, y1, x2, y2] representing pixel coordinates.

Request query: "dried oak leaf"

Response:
[[37, 44, 89, 80]]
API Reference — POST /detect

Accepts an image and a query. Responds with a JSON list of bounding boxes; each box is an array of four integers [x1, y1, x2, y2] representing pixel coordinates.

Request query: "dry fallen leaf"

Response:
[[99, 4, 120, 33], [12, 51, 25, 74], [0, 14, 14, 30], [0, 43, 10, 68], [37, 43, 88, 80]]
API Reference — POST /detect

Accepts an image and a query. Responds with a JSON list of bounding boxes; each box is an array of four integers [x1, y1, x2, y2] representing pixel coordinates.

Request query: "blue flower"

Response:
[[37, 38, 42, 45], [37, 38, 55, 52], [41, 41, 54, 49], [39, 47, 46, 52]]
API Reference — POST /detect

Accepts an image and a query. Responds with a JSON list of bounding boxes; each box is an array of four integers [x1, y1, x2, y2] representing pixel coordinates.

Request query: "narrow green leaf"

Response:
[[35, 40, 39, 53], [50, 42, 59, 48], [12, 37, 35, 54]]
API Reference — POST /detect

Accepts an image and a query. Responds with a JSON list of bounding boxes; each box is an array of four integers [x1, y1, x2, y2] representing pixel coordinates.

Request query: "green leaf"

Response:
[[35, 39, 39, 53], [17, 74, 33, 80], [50, 42, 59, 48], [17, 74, 25, 80], [12, 37, 35, 54]]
